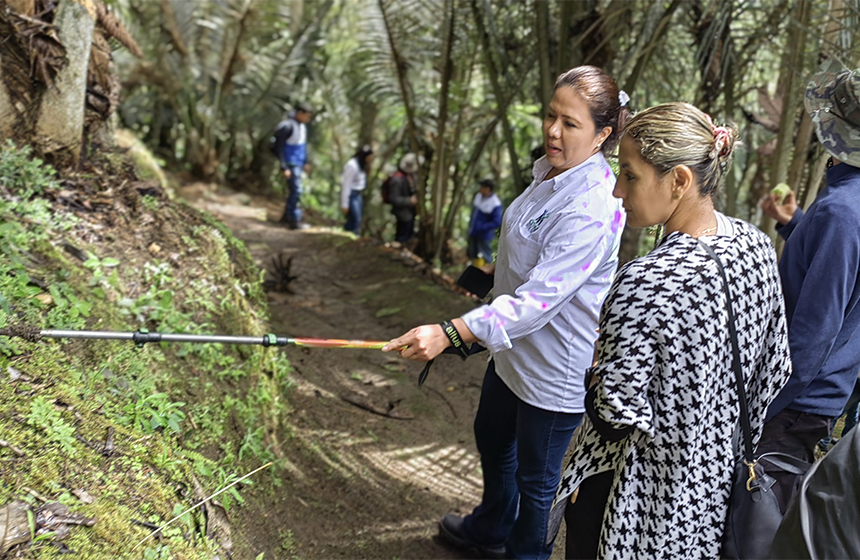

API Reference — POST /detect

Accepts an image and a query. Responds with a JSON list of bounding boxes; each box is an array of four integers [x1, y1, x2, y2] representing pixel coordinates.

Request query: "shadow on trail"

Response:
[[190, 192, 491, 558]]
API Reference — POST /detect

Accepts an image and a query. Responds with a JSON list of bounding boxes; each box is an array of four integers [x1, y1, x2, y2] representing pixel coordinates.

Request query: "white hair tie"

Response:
[[618, 90, 630, 108]]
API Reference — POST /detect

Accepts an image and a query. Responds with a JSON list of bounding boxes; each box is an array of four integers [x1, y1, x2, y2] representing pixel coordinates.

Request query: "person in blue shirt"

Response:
[[467, 179, 503, 267], [759, 60, 860, 512], [274, 102, 313, 229]]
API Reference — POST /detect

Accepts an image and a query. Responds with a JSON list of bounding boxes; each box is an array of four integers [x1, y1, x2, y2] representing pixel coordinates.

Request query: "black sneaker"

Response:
[[282, 221, 310, 230], [438, 514, 506, 559]]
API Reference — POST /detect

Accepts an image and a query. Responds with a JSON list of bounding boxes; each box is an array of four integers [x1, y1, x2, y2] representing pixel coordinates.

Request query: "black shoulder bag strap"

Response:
[[697, 240, 808, 482], [697, 240, 756, 467]]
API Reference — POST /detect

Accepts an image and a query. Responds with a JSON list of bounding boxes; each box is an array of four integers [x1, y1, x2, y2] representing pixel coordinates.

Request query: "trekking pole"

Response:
[[0, 325, 389, 349]]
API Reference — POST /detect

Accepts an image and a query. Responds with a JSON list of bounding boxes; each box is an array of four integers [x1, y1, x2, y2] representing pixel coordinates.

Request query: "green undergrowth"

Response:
[[0, 141, 292, 559]]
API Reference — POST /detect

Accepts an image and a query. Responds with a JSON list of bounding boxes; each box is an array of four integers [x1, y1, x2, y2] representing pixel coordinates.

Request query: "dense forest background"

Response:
[[2, 0, 859, 263], [111, 0, 858, 262], [0, 1, 859, 558]]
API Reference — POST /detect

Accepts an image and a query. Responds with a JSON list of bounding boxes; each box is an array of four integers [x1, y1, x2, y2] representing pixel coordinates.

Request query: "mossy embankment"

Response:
[[0, 142, 290, 558]]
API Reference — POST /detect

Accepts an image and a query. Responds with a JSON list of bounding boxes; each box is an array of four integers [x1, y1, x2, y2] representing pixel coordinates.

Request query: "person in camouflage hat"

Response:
[[805, 58, 860, 167], [759, 58, 860, 514]]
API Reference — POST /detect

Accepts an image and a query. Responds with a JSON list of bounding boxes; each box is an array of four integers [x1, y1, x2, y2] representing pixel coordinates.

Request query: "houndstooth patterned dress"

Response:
[[550, 216, 792, 560]]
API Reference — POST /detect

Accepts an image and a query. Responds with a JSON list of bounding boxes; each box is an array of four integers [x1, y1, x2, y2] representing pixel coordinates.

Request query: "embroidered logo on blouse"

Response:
[[527, 210, 549, 233]]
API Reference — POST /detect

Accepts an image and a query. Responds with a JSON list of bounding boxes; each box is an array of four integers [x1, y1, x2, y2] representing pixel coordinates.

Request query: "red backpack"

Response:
[[381, 171, 405, 204]]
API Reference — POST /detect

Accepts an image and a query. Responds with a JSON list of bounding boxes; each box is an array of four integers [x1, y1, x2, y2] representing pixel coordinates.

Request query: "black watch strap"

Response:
[[440, 321, 470, 360], [417, 321, 470, 387]]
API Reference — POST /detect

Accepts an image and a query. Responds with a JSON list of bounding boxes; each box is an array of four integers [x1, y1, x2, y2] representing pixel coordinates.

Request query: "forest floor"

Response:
[[179, 184, 505, 559]]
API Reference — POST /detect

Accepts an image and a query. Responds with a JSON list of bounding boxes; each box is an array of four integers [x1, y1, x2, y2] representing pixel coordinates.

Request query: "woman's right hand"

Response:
[[761, 191, 798, 226], [382, 324, 449, 361], [480, 263, 496, 275]]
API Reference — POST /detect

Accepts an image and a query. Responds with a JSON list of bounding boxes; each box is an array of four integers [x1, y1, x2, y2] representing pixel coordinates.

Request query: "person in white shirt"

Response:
[[340, 145, 374, 235], [383, 66, 629, 560]]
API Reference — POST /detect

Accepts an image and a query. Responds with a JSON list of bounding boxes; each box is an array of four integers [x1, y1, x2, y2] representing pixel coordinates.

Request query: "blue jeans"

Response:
[[280, 165, 303, 224], [461, 362, 582, 559], [468, 236, 494, 263], [344, 190, 363, 234]]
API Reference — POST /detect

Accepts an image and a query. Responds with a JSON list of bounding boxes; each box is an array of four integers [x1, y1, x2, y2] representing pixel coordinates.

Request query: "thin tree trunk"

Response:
[[723, 43, 739, 216], [0, 53, 14, 140], [431, 0, 457, 262], [622, 0, 683, 94], [799, 150, 829, 209], [442, 47, 485, 246], [377, 0, 427, 250], [471, 0, 524, 192], [738, 154, 759, 221], [206, 1, 252, 180], [160, 0, 188, 58], [762, 0, 812, 237], [290, 0, 305, 37], [534, 0, 552, 117], [35, 0, 95, 165], [377, 0, 421, 159], [556, 0, 574, 75], [444, 115, 499, 244], [788, 111, 815, 191]]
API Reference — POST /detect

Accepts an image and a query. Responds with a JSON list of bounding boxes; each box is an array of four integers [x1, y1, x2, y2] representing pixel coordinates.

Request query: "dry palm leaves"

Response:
[[0, 0, 141, 138], [0, 500, 96, 556]]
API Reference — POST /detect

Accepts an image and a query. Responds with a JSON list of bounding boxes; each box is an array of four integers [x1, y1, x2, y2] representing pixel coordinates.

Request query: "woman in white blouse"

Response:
[[341, 145, 374, 234], [383, 66, 629, 560]]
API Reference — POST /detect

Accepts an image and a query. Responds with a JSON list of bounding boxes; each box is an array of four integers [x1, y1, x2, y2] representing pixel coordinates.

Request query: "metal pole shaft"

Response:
[[41, 330, 273, 345], [37, 330, 390, 349]]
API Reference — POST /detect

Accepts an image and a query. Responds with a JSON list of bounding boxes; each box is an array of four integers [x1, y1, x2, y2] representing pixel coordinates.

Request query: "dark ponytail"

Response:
[[554, 66, 628, 153], [354, 144, 374, 173]]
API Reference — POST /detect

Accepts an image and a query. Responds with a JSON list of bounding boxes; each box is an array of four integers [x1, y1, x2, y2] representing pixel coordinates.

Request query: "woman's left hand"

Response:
[[382, 324, 449, 361]]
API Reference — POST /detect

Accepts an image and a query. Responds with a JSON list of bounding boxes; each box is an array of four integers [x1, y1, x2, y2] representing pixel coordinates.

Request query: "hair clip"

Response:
[[713, 126, 731, 158], [618, 90, 630, 108]]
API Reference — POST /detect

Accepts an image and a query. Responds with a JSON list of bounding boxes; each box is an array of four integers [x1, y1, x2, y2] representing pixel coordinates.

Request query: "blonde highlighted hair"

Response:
[[623, 102, 739, 197]]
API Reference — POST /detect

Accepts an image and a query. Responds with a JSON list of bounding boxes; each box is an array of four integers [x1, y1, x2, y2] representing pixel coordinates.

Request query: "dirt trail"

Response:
[[185, 188, 494, 558]]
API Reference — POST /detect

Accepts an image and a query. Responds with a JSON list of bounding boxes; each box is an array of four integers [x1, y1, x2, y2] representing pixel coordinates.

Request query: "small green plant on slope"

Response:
[[82, 251, 121, 299], [119, 392, 187, 434], [27, 396, 77, 455], [0, 140, 59, 198]]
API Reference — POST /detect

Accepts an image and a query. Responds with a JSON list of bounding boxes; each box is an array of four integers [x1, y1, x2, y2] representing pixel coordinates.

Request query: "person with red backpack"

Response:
[[386, 153, 419, 244]]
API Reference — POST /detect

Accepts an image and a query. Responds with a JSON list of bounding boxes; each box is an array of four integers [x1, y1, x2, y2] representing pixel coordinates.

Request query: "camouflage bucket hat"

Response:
[[805, 59, 860, 167]]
